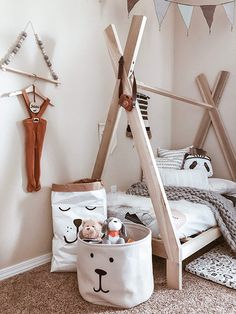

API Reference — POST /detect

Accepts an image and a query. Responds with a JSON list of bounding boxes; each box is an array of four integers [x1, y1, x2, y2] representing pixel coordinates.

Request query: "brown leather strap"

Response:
[[22, 90, 34, 117], [132, 74, 137, 106], [118, 56, 124, 97], [37, 98, 50, 118], [21, 90, 50, 119], [118, 56, 137, 110]]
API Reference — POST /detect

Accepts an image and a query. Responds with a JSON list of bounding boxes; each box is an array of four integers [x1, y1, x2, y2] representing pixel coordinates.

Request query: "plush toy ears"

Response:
[[120, 223, 127, 237], [102, 219, 109, 233]]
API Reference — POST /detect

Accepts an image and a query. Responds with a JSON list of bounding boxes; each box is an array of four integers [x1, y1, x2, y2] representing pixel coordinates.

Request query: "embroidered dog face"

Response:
[[52, 191, 106, 245], [51, 188, 107, 272]]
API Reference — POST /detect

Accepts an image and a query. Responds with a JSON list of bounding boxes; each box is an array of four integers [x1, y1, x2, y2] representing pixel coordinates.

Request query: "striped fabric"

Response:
[[157, 147, 190, 159], [155, 157, 183, 169], [156, 146, 192, 170], [126, 92, 151, 139]]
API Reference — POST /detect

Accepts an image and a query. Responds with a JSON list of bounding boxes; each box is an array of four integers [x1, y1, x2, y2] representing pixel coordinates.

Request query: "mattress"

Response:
[[107, 192, 217, 239]]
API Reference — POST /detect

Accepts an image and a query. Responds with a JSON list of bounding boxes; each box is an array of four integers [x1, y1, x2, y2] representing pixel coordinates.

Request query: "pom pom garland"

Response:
[[34, 34, 59, 81], [0, 28, 59, 82], [0, 31, 27, 67]]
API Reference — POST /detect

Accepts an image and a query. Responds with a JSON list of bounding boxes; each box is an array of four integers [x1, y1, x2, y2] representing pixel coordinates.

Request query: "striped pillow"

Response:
[[155, 157, 183, 169], [157, 147, 191, 159], [157, 146, 192, 169]]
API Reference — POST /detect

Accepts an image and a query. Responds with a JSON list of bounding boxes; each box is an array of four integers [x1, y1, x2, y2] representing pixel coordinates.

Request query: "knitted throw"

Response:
[[127, 182, 236, 253]]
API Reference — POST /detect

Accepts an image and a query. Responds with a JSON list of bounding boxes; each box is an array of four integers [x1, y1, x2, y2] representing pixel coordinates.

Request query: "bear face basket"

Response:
[[76, 222, 154, 308]]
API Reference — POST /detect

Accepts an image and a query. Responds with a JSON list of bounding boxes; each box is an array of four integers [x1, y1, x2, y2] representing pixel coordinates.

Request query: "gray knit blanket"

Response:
[[126, 182, 236, 253]]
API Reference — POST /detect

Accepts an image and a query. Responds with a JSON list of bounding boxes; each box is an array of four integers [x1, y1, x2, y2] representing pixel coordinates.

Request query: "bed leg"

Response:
[[166, 259, 182, 290]]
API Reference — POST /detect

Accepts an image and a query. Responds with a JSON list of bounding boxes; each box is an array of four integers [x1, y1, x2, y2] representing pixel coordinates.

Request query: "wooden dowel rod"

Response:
[[1, 65, 60, 85], [137, 81, 212, 109], [196, 74, 236, 180], [193, 71, 229, 148]]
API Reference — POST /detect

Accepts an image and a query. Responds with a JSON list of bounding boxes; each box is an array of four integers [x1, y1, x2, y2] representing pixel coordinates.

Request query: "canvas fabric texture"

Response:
[[158, 168, 209, 190], [77, 223, 153, 308], [51, 180, 107, 272]]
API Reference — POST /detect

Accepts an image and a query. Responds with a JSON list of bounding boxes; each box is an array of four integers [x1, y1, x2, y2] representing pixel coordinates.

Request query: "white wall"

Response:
[[0, 0, 174, 269], [172, 6, 236, 179]]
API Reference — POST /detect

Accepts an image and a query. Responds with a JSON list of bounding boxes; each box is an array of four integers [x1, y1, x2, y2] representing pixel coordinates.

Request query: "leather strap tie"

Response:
[[118, 56, 137, 112]]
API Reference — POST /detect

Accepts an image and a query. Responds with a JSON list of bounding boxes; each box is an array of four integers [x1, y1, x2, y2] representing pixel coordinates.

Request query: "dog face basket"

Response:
[[51, 179, 107, 272], [77, 223, 154, 308]]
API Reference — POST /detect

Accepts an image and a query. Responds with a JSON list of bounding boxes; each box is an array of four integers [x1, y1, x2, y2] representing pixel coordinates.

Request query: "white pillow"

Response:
[[208, 178, 236, 195], [158, 168, 209, 190]]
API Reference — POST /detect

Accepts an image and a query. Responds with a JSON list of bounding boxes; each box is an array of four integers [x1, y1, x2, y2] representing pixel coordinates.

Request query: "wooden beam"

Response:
[[104, 36, 212, 110], [1, 65, 60, 85], [105, 21, 211, 111], [92, 16, 147, 179], [104, 24, 123, 77], [92, 81, 121, 179], [196, 74, 236, 181], [138, 81, 212, 109], [181, 227, 221, 260], [127, 104, 182, 289], [193, 71, 229, 148], [123, 15, 147, 77], [152, 238, 167, 258]]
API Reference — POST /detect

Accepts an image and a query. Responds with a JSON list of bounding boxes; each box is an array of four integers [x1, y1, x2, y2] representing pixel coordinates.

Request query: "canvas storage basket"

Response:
[[51, 179, 107, 272], [77, 223, 153, 308]]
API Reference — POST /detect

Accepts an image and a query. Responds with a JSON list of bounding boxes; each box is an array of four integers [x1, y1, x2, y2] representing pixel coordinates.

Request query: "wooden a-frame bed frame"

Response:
[[91, 15, 236, 290]]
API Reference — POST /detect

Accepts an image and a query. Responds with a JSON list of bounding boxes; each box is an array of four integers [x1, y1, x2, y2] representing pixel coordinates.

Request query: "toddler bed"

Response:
[[106, 146, 236, 290], [107, 191, 217, 241]]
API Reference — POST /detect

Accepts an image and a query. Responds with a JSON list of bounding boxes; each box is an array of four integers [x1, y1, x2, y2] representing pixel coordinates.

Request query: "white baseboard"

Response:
[[0, 253, 52, 281]]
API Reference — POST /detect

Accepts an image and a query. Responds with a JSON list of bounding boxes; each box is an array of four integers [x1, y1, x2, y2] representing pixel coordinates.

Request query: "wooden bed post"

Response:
[[92, 16, 146, 179], [92, 15, 183, 289], [92, 15, 218, 290], [195, 73, 236, 181]]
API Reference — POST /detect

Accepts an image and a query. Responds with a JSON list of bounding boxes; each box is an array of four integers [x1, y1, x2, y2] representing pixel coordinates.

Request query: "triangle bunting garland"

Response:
[[127, 0, 236, 33], [223, 1, 235, 28], [127, 0, 140, 14], [153, 0, 171, 29], [177, 4, 194, 33], [200, 5, 216, 33]]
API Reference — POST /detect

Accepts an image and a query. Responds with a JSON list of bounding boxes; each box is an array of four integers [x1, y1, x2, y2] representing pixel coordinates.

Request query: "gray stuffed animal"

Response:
[[102, 217, 127, 244]]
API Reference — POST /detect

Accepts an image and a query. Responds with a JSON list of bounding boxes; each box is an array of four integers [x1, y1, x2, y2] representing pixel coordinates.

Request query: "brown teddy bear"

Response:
[[79, 219, 103, 243]]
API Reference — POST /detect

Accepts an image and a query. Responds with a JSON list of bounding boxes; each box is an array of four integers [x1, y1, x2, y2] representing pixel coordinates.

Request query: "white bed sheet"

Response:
[[107, 192, 217, 239]]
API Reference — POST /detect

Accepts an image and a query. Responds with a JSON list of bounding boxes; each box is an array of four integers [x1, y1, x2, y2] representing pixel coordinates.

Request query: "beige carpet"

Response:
[[1, 257, 236, 314]]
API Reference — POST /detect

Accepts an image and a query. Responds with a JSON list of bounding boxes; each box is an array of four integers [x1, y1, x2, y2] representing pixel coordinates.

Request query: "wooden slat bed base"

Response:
[[152, 227, 222, 261], [181, 227, 222, 260]]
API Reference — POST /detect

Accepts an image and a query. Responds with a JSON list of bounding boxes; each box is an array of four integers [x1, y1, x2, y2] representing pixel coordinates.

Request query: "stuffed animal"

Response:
[[79, 219, 103, 243], [102, 217, 127, 244]]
